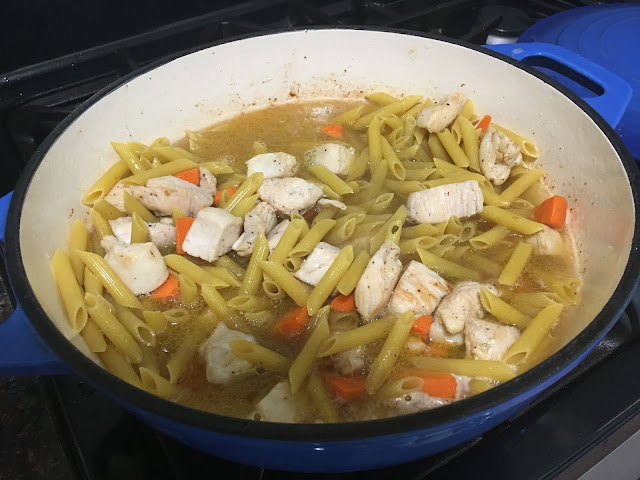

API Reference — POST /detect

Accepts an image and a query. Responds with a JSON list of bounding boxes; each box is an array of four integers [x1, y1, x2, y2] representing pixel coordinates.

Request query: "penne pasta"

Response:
[[269, 220, 303, 265], [309, 164, 354, 195], [503, 303, 563, 365], [115, 304, 156, 347], [139, 367, 177, 398], [498, 242, 533, 286], [123, 191, 158, 223], [417, 247, 483, 282], [336, 250, 371, 296], [410, 356, 516, 382], [229, 340, 290, 375], [437, 129, 469, 168], [178, 273, 199, 305], [120, 158, 199, 186], [366, 311, 414, 394], [459, 116, 480, 172], [163, 255, 228, 288], [80, 320, 107, 353], [82, 160, 129, 206], [89, 209, 113, 239], [72, 250, 142, 309], [319, 314, 396, 357], [480, 206, 545, 235], [99, 346, 143, 389], [290, 219, 336, 258], [260, 261, 310, 307], [480, 289, 530, 330], [308, 370, 341, 423], [469, 225, 510, 249], [289, 306, 330, 393], [201, 284, 243, 330], [223, 173, 264, 215], [241, 233, 270, 295], [130, 212, 149, 243], [69, 219, 89, 284], [499, 169, 545, 205]]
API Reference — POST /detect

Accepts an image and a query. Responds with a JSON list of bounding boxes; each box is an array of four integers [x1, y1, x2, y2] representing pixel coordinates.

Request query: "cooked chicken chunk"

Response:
[[333, 346, 366, 375], [465, 318, 520, 361], [129, 176, 213, 217], [479, 128, 522, 186], [294, 242, 341, 287], [182, 207, 243, 262], [109, 217, 176, 248], [407, 180, 483, 224], [305, 143, 356, 175], [251, 381, 298, 423], [525, 226, 564, 255], [104, 183, 130, 212], [200, 323, 257, 385], [434, 282, 498, 335], [355, 240, 403, 321], [266, 219, 290, 253], [101, 235, 168, 295], [385, 392, 451, 416], [388, 261, 451, 316], [429, 316, 465, 346], [416, 92, 465, 133], [246, 152, 298, 179], [232, 202, 278, 257], [317, 198, 347, 210], [198, 167, 217, 195], [258, 177, 323, 215]]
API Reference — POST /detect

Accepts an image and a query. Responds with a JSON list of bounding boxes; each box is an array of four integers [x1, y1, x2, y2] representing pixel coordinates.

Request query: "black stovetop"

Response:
[[1, 1, 639, 479]]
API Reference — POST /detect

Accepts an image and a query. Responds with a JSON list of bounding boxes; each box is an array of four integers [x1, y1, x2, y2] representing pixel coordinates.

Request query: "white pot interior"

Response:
[[18, 29, 634, 365]]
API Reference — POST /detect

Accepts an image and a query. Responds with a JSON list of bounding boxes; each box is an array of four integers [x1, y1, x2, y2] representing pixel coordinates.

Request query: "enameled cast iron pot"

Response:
[[1, 29, 639, 472]]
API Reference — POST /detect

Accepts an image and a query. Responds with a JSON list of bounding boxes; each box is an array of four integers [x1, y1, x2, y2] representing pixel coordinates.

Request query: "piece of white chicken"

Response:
[[100, 235, 168, 295], [200, 323, 257, 385], [198, 167, 217, 195], [355, 240, 403, 321], [388, 261, 451, 316], [246, 152, 298, 179], [479, 128, 523, 186], [293, 242, 341, 287], [429, 317, 465, 346], [258, 177, 324, 215], [407, 180, 484, 224], [109, 216, 176, 249], [250, 380, 299, 423], [129, 176, 213, 217], [525, 225, 564, 255], [104, 183, 130, 212], [305, 143, 356, 175], [416, 92, 465, 133], [182, 207, 243, 262], [434, 282, 498, 335], [333, 347, 366, 375], [317, 198, 347, 210], [465, 318, 520, 361], [232, 202, 278, 257], [385, 392, 452, 417], [266, 219, 290, 253]]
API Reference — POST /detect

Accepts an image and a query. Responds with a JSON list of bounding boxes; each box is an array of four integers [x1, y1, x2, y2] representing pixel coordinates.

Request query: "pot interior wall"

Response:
[[17, 30, 634, 367]]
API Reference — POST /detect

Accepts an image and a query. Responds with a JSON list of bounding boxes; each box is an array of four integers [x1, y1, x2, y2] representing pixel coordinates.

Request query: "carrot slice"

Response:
[[174, 167, 200, 185], [325, 375, 367, 401], [273, 306, 310, 338], [151, 275, 180, 300], [303, 209, 318, 221], [411, 314, 433, 337], [178, 357, 207, 390], [321, 124, 343, 139], [532, 195, 568, 229], [330, 294, 356, 312], [176, 217, 195, 255], [419, 372, 458, 399], [214, 187, 238, 207], [476, 114, 492, 133]]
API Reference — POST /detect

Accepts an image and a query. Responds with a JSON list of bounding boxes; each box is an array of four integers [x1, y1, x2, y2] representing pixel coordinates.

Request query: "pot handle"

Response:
[[485, 43, 632, 129], [0, 192, 67, 375]]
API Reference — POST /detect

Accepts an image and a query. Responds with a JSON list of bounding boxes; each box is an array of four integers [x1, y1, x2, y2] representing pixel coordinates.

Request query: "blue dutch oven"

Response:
[[0, 29, 638, 472]]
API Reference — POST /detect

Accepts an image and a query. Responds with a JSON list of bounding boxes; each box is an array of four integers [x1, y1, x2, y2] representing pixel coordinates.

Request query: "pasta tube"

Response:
[[307, 246, 354, 315], [480, 206, 545, 235], [319, 314, 397, 357], [308, 370, 341, 423], [336, 250, 371, 296], [289, 306, 330, 393], [229, 340, 291, 375], [410, 356, 516, 382], [82, 160, 129, 206], [498, 242, 533, 286]]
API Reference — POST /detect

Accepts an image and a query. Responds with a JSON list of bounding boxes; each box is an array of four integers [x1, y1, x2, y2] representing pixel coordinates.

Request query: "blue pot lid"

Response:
[[520, 3, 640, 159]]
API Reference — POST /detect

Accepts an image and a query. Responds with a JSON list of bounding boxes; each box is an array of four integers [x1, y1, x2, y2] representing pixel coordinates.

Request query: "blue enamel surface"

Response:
[[486, 42, 632, 129], [519, 4, 640, 158], [0, 191, 66, 375]]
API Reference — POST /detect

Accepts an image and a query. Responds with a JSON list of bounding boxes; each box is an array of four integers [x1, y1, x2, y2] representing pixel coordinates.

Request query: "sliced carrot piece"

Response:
[[419, 372, 458, 399], [476, 114, 492, 133], [303, 209, 318, 221], [330, 294, 356, 312], [214, 187, 238, 207], [532, 195, 568, 229], [174, 167, 200, 185], [321, 124, 343, 139], [176, 217, 195, 255], [325, 375, 367, 401], [273, 306, 310, 338], [151, 275, 180, 300], [411, 314, 433, 337], [178, 357, 207, 390]]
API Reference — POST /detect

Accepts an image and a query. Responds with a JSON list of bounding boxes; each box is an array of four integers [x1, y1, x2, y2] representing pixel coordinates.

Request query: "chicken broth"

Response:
[[59, 93, 581, 423]]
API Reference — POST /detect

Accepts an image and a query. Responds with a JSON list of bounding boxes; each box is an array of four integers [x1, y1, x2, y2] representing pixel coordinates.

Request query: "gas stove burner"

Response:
[[479, 5, 533, 45]]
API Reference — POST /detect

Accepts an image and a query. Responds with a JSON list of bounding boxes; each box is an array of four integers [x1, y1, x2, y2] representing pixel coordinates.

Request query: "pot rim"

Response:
[[6, 26, 640, 442]]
